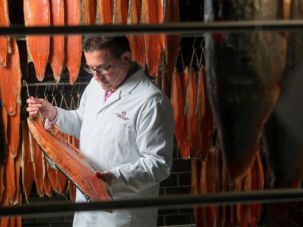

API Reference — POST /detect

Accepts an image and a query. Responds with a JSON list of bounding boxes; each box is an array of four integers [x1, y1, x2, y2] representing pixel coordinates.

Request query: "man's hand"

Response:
[[95, 171, 113, 185], [26, 96, 57, 120]]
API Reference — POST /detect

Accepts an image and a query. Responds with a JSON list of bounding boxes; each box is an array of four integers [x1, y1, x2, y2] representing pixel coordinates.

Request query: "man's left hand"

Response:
[[95, 171, 113, 185]]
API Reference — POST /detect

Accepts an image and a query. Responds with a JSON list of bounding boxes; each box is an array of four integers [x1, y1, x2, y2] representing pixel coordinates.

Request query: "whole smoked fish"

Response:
[[204, 0, 288, 180]]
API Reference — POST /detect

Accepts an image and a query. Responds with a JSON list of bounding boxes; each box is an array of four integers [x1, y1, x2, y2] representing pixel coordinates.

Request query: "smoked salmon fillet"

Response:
[[28, 117, 111, 202], [142, 0, 165, 77], [65, 0, 82, 85], [82, 0, 97, 25], [0, 0, 10, 68], [49, 0, 65, 82], [96, 0, 113, 24], [127, 0, 145, 68], [24, 0, 50, 81], [170, 68, 190, 160], [21, 122, 34, 203], [29, 129, 45, 197], [113, 0, 128, 24], [7, 104, 20, 158], [0, 39, 21, 116]]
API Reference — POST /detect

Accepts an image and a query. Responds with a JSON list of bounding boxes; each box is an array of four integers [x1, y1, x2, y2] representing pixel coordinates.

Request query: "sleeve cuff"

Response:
[[44, 108, 58, 129]]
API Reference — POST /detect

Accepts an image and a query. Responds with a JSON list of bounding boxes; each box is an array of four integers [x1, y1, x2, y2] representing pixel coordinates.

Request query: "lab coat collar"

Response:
[[98, 64, 144, 111]]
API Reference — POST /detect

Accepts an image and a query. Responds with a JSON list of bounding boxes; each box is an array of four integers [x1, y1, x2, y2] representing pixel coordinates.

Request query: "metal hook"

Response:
[[23, 80, 31, 98], [43, 83, 49, 101], [76, 84, 81, 108], [51, 83, 58, 106], [179, 48, 186, 71]]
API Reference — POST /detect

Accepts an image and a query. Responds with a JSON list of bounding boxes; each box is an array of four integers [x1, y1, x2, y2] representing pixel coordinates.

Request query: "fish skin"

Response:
[[24, 0, 50, 81], [265, 114, 303, 188], [204, 0, 287, 180]]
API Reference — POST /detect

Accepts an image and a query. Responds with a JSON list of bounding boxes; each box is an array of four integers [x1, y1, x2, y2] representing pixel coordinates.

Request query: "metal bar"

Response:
[[22, 80, 89, 87], [2, 20, 303, 36], [1, 189, 303, 217]]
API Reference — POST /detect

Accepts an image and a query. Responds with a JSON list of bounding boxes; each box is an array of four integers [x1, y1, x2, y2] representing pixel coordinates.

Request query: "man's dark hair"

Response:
[[82, 36, 131, 58]]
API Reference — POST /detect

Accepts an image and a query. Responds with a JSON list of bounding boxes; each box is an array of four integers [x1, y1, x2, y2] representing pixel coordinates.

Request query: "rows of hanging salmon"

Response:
[[23, 0, 180, 85], [0, 0, 181, 226], [170, 0, 302, 226]]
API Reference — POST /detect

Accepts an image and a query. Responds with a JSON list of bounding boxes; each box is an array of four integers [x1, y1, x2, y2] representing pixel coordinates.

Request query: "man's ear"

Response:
[[121, 52, 131, 65]]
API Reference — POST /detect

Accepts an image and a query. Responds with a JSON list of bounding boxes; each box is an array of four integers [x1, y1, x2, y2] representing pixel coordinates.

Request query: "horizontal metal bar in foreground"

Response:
[[0, 189, 303, 217], [2, 20, 303, 36], [21, 80, 89, 87]]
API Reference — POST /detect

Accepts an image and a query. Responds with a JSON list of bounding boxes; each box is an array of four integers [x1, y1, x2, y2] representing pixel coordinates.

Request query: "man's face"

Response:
[[84, 49, 129, 91]]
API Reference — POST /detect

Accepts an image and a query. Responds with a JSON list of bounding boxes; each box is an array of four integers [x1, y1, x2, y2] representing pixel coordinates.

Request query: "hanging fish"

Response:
[[82, 0, 97, 25], [265, 113, 303, 188], [163, 0, 180, 96], [127, 0, 145, 68], [49, 0, 65, 82], [113, 0, 129, 24], [7, 104, 21, 158], [142, 0, 165, 77], [21, 122, 34, 203], [0, 39, 21, 115], [29, 128, 45, 197], [185, 68, 201, 158], [65, 0, 82, 85], [0, 101, 6, 165], [170, 68, 190, 160], [24, 0, 50, 81], [204, 0, 288, 180], [96, 0, 113, 24], [0, 0, 10, 68]]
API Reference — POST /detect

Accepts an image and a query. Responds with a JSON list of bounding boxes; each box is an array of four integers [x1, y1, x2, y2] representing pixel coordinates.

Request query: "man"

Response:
[[27, 36, 174, 227]]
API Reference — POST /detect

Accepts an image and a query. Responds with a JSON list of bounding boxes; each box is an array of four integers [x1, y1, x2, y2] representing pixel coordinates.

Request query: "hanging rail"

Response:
[[22, 80, 89, 87], [2, 20, 303, 37], [0, 189, 303, 217]]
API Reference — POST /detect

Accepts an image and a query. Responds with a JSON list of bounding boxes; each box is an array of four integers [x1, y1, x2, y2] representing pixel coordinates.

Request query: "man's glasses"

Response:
[[83, 62, 112, 75]]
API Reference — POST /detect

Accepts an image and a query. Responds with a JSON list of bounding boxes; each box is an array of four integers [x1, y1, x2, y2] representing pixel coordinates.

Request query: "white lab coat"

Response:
[[55, 67, 174, 227]]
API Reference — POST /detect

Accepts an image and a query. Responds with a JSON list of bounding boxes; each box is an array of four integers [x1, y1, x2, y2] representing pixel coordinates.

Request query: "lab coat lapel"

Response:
[[96, 68, 144, 112]]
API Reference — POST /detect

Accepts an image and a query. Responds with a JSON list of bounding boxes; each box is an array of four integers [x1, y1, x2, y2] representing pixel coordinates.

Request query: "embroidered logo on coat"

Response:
[[116, 111, 129, 121]]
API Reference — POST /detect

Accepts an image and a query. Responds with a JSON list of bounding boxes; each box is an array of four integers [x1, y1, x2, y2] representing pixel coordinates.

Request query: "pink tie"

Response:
[[105, 90, 113, 101]]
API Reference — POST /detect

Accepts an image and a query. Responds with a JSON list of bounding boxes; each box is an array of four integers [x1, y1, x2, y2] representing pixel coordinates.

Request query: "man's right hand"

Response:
[[26, 96, 57, 120]]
